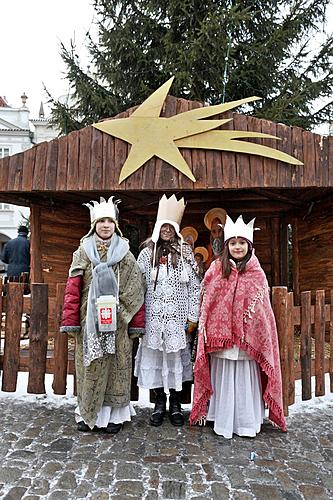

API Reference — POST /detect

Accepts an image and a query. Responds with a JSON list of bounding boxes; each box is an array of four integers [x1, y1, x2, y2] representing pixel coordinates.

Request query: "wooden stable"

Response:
[[0, 94, 333, 403]]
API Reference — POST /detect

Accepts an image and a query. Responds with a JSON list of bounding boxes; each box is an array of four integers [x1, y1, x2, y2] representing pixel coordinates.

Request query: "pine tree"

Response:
[[49, 0, 333, 133]]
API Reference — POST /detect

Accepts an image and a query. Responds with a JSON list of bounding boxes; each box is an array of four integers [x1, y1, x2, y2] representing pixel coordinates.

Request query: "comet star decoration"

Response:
[[92, 77, 302, 183]]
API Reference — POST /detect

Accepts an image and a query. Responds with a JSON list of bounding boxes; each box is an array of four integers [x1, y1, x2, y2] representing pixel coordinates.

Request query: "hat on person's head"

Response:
[[18, 225, 29, 234], [151, 194, 186, 243], [83, 196, 123, 237], [181, 226, 198, 246], [222, 215, 259, 244], [194, 246, 209, 263], [151, 194, 188, 283], [204, 207, 227, 230]]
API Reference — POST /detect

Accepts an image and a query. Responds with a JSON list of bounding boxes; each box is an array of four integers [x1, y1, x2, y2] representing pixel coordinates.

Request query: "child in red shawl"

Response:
[[190, 215, 286, 438]]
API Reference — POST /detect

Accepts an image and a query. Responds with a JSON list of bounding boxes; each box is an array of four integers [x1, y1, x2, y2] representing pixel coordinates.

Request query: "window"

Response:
[[0, 147, 10, 158]]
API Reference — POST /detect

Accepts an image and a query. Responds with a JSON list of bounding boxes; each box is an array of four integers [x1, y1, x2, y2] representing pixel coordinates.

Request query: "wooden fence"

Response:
[[0, 282, 332, 413], [0, 281, 71, 395], [272, 287, 333, 415]]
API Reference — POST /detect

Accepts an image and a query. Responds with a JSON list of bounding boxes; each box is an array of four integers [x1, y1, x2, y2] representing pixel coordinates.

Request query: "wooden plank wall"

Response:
[[296, 197, 333, 298], [1, 96, 332, 192], [31, 202, 90, 333]]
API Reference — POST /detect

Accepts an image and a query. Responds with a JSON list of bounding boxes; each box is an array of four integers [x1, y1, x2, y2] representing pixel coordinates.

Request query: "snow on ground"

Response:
[[0, 371, 332, 416]]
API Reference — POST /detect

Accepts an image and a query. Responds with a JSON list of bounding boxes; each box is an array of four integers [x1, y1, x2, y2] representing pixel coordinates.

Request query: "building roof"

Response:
[[0, 117, 29, 132]]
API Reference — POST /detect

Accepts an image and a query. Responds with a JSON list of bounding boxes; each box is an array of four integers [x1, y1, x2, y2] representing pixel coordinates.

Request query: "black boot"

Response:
[[150, 388, 167, 427], [169, 389, 184, 427]]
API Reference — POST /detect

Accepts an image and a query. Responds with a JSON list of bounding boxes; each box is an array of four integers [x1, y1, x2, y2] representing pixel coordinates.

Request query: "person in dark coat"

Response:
[[1, 225, 30, 279]]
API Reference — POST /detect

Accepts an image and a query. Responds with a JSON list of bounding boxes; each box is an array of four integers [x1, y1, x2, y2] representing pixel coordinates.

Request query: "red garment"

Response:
[[129, 303, 145, 329], [61, 276, 83, 328], [190, 253, 286, 432]]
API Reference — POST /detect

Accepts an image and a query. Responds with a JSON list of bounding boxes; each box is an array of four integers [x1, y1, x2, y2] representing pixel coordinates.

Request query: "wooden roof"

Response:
[[0, 95, 332, 208]]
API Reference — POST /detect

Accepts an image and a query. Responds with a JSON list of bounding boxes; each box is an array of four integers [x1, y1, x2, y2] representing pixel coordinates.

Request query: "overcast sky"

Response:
[[0, 0, 95, 117], [1, 1, 332, 129]]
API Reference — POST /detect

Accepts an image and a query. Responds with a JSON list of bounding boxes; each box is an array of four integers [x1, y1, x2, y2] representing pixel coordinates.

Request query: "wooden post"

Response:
[[52, 283, 68, 395], [287, 292, 295, 405], [2, 283, 24, 392], [330, 290, 333, 393], [27, 283, 49, 393], [272, 286, 289, 415], [300, 291, 312, 400], [291, 217, 300, 305], [315, 289, 325, 396], [30, 205, 43, 283], [280, 219, 289, 287], [271, 218, 281, 286]]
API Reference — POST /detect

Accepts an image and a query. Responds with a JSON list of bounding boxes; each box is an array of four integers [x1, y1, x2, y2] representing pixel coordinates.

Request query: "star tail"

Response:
[[173, 96, 261, 121], [176, 130, 303, 166]]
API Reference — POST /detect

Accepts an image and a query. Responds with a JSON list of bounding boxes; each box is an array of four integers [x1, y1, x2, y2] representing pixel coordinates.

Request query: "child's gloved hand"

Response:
[[186, 320, 198, 335]]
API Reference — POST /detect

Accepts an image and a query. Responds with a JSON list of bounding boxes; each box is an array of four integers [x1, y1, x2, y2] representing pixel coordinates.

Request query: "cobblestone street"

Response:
[[0, 397, 332, 499]]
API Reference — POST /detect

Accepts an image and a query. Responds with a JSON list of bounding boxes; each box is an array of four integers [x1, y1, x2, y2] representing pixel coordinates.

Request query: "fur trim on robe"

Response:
[[190, 253, 287, 432]]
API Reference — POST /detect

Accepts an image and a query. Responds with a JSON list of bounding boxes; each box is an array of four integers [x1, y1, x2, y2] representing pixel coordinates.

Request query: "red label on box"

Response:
[[99, 307, 113, 325]]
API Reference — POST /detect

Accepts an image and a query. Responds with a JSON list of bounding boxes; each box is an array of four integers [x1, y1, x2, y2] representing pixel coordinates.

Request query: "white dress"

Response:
[[206, 346, 265, 438], [134, 245, 200, 393]]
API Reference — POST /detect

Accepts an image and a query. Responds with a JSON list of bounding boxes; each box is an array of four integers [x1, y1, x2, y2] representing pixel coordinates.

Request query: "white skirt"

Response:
[[134, 343, 193, 393], [206, 356, 265, 439], [75, 404, 136, 429]]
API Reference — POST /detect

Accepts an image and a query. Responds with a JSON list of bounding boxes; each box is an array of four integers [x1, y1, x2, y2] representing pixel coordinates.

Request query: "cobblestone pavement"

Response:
[[0, 398, 332, 500]]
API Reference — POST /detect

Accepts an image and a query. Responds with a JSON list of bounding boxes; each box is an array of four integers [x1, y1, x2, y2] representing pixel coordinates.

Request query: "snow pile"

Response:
[[0, 372, 332, 415]]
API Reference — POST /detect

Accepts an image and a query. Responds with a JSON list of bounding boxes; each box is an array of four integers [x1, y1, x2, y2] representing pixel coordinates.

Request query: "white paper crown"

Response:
[[151, 194, 186, 243], [223, 215, 259, 243], [83, 196, 121, 224]]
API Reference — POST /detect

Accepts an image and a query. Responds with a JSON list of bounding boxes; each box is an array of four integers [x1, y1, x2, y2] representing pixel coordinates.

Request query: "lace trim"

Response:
[[243, 285, 267, 324]]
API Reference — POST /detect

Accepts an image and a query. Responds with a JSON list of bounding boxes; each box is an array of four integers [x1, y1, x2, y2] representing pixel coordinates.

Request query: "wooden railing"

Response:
[[0, 281, 71, 395], [272, 287, 333, 415], [1, 282, 332, 412]]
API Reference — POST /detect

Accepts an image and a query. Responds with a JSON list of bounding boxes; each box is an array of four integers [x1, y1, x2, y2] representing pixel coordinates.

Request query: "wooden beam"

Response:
[[271, 217, 281, 285], [30, 205, 43, 283]]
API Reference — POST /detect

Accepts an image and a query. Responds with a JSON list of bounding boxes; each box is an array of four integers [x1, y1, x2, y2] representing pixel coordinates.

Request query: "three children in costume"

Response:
[[61, 194, 286, 437]]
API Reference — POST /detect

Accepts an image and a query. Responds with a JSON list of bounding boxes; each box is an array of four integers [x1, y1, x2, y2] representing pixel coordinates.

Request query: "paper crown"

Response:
[[181, 226, 198, 244], [223, 215, 258, 243], [83, 196, 121, 225], [194, 246, 209, 263], [204, 207, 227, 230], [151, 194, 186, 242]]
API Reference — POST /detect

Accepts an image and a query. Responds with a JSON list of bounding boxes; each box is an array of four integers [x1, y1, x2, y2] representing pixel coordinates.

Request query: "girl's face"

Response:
[[95, 218, 115, 240], [228, 237, 249, 261], [160, 223, 176, 242]]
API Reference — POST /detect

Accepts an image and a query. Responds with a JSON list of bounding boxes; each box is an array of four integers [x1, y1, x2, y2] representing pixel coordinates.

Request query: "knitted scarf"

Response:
[[82, 233, 129, 366], [190, 252, 286, 432]]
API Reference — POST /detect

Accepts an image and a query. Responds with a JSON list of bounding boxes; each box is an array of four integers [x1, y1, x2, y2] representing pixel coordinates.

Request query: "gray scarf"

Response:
[[82, 233, 129, 366]]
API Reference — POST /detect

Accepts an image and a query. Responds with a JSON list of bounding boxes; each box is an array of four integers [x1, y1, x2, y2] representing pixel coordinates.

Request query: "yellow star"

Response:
[[93, 77, 302, 184], [93, 77, 231, 183]]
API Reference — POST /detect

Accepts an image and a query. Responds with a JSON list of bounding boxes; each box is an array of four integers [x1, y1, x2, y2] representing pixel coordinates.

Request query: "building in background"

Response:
[[0, 93, 58, 270]]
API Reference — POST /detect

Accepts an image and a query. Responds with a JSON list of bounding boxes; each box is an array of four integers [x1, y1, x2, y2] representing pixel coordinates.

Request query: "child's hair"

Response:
[[220, 240, 252, 278]]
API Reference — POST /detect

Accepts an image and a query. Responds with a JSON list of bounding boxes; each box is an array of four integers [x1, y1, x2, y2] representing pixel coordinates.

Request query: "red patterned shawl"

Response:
[[190, 252, 287, 432]]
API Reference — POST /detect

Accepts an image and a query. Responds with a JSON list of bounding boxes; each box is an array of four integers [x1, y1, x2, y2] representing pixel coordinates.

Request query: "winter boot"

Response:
[[169, 389, 184, 426], [150, 388, 167, 426]]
